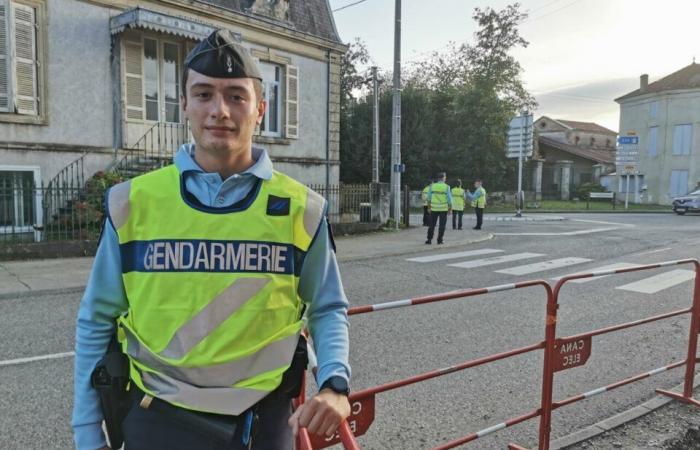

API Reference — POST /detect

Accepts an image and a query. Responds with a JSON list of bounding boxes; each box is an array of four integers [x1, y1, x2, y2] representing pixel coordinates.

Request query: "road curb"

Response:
[[550, 380, 700, 449], [337, 233, 495, 262], [0, 286, 84, 301]]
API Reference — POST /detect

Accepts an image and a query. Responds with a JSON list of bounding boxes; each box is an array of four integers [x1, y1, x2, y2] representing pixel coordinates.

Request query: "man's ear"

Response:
[[181, 95, 188, 113], [256, 99, 267, 125]]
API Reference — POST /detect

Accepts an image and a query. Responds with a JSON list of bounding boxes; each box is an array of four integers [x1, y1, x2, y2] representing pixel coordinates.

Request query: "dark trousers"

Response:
[[427, 211, 447, 243], [122, 389, 293, 450], [474, 207, 484, 229], [422, 206, 431, 226], [452, 210, 463, 229]]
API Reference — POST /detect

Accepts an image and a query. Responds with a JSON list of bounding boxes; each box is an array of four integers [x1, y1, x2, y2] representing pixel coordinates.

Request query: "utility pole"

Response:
[[390, 0, 402, 228], [371, 66, 380, 184]]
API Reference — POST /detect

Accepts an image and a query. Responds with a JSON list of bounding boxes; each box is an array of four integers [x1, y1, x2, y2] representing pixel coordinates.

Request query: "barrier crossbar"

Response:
[[331, 281, 554, 449], [295, 258, 700, 450]]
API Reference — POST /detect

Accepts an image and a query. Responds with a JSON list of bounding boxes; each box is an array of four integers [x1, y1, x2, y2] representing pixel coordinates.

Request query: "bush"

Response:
[[575, 182, 606, 200]]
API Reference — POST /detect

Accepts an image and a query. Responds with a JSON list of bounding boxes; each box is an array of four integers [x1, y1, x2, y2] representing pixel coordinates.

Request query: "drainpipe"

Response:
[[326, 49, 331, 194]]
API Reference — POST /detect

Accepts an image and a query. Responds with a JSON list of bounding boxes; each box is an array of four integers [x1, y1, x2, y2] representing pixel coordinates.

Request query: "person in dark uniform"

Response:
[[425, 172, 452, 244]]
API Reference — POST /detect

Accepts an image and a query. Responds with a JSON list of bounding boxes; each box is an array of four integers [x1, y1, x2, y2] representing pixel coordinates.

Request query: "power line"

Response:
[[333, 0, 370, 12], [523, 0, 584, 23]]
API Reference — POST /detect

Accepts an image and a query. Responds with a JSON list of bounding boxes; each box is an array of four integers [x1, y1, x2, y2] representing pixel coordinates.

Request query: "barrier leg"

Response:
[[657, 263, 700, 407], [538, 288, 559, 450]]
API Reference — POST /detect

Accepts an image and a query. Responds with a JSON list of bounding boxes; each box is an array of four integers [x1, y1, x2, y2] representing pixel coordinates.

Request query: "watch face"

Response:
[[326, 377, 349, 394]]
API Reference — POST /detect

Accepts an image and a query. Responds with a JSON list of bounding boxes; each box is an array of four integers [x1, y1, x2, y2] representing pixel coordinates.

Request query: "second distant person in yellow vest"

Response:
[[451, 179, 466, 230], [468, 178, 487, 230], [425, 172, 452, 245]]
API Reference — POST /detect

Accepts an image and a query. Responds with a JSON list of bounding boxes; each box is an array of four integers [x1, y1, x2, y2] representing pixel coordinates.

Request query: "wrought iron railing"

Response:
[[307, 183, 373, 224], [112, 122, 189, 178]]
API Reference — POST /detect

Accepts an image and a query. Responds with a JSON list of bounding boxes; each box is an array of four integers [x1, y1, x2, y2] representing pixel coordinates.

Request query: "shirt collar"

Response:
[[174, 143, 273, 180]]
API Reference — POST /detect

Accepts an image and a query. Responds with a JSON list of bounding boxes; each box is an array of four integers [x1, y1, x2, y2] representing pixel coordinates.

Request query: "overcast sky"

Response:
[[329, 0, 700, 132]]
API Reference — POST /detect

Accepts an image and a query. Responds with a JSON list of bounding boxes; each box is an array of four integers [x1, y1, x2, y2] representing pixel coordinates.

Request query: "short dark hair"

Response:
[[181, 68, 263, 102], [437, 172, 446, 179]]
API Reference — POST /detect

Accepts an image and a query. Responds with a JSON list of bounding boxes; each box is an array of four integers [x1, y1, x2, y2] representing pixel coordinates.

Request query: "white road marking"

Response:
[[634, 247, 672, 256], [616, 269, 696, 294], [406, 248, 503, 263], [448, 253, 544, 269], [0, 351, 75, 367], [494, 218, 634, 237], [552, 263, 641, 283], [496, 257, 592, 276]]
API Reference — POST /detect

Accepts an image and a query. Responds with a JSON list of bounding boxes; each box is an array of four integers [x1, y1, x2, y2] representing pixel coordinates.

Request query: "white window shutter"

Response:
[[11, 2, 37, 115], [124, 39, 144, 120], [0, 2, 9, 112], [285, 64, 299, 139]]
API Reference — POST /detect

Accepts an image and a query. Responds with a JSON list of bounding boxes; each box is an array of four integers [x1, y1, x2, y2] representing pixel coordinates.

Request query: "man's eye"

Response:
[[231, 95, 245, 102], [195, 92, 210, 99]]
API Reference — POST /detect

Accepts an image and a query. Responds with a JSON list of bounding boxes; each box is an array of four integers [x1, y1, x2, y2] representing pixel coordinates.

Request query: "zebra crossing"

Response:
[[406, 249, 696, 294]]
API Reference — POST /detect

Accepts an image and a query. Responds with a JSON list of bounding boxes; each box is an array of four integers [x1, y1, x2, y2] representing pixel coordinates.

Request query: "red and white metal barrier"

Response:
[[295, 258, 700, 449]]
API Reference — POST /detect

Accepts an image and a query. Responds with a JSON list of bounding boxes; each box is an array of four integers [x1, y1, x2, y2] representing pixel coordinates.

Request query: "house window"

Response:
[[670, 169, 689, 197], [648, 126, 658, 157], [650, 101, 659, 119], [260, 62, 283, 137], [590, 137, 596, 146], [672, 124, 692, 155], [0, 167, 39, 233], [0, 0, 46, 123], [124, 35, 181, 123], [143, 38, 180, 123]]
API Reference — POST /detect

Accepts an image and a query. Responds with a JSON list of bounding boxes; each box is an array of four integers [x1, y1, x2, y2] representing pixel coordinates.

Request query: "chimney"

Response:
[[640, 74, 649, 92]]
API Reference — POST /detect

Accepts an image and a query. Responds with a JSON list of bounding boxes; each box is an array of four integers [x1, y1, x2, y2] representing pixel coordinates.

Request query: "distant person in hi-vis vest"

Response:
[[72, 29, 351, 450], [468, 178, 487, 230], [450, 179, 466, 230], [425, 172, 452, 245], [421, 179, 433, 226]]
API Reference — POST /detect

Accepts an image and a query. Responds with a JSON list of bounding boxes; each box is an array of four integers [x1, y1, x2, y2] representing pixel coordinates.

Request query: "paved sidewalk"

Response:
[[0, 226, 491, 297]]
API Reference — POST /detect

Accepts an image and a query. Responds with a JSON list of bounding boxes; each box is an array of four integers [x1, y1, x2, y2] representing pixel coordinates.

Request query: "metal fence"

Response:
[[308, 184, 373, 224], [0, 183, 103, 243], [0, 182, 377, 243]]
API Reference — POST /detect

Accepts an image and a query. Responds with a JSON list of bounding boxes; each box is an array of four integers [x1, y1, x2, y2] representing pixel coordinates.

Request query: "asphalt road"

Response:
[[1, 213, 699, 449]]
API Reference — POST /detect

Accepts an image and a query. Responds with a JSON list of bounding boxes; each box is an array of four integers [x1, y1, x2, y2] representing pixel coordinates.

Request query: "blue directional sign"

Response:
[[618, 136, 639, 145]]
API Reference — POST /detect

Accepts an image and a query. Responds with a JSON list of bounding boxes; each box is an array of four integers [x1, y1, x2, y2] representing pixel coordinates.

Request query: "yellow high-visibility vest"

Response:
[[471, 187, 487, 208], [429, 182, 450, 212], [107, 164, 325, 415], [451, 187, 465, 211]]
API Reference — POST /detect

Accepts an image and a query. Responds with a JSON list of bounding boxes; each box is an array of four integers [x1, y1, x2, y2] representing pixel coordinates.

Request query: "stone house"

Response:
[[0, 0, 346, 235], [530, 116, 617, 200], [615, 63, 700, 204]]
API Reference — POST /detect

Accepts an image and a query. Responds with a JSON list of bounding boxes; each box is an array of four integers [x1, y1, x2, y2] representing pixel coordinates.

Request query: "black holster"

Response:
[[91, 335, 130, 449], [278, 334, 309, 398]]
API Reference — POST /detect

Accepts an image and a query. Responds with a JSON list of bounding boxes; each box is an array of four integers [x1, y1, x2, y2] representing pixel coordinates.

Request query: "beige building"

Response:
[[0, 0, 346, 236], [615, 63, 700, 204], [530, 117, 617, 199]]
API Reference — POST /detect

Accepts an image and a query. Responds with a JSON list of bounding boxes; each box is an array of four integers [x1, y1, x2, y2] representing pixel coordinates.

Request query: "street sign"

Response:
[[311, 394, 375, 449], [554, 336, 592, 372], [505, 114, 534, 159], [618, 136, 639, 145]]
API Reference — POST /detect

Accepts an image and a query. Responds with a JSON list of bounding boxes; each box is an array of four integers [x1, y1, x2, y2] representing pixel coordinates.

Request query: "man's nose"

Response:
[[209, 93, 230, 120]]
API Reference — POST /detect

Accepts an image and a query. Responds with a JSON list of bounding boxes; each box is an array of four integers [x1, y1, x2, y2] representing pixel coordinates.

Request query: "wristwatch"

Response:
[[320, 376, 350, 396]]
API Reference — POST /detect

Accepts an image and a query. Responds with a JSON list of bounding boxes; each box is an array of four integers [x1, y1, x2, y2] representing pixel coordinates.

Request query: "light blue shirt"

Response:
[[72, 144, 350, 450], [427, 182, 453, 207], [468, 187, 484, 201]]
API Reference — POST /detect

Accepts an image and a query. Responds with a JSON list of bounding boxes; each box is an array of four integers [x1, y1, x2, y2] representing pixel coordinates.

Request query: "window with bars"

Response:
[[0, 0, 41, 117]]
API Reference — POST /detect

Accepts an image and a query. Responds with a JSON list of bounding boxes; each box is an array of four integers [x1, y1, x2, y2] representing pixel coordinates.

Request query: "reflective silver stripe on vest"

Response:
[[303, 188, 326, 239], [141, 370, 270, 416], [108, 180, 132, 230], [160, 278, 270, 359], [125, 328, 299, 387]]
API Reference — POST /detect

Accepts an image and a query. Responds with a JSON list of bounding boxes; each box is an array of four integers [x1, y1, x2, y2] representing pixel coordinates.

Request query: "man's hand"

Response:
[[289, 390, 351, 438]]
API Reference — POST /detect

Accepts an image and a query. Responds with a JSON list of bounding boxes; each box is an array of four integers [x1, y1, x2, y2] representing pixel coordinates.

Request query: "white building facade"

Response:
[[616, 64, 700, 204]]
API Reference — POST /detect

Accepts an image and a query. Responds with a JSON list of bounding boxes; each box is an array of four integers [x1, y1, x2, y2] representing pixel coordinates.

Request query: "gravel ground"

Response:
[[565, 400, 700, 450]]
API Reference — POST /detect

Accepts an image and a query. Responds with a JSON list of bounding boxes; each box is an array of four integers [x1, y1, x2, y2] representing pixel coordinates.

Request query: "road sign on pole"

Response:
[[507, 114, 533, 217], [616, 134, 640, 210]]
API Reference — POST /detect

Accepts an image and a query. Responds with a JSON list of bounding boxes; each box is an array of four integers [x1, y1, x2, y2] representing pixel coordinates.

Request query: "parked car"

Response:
[[672, 189, 700, 215]]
